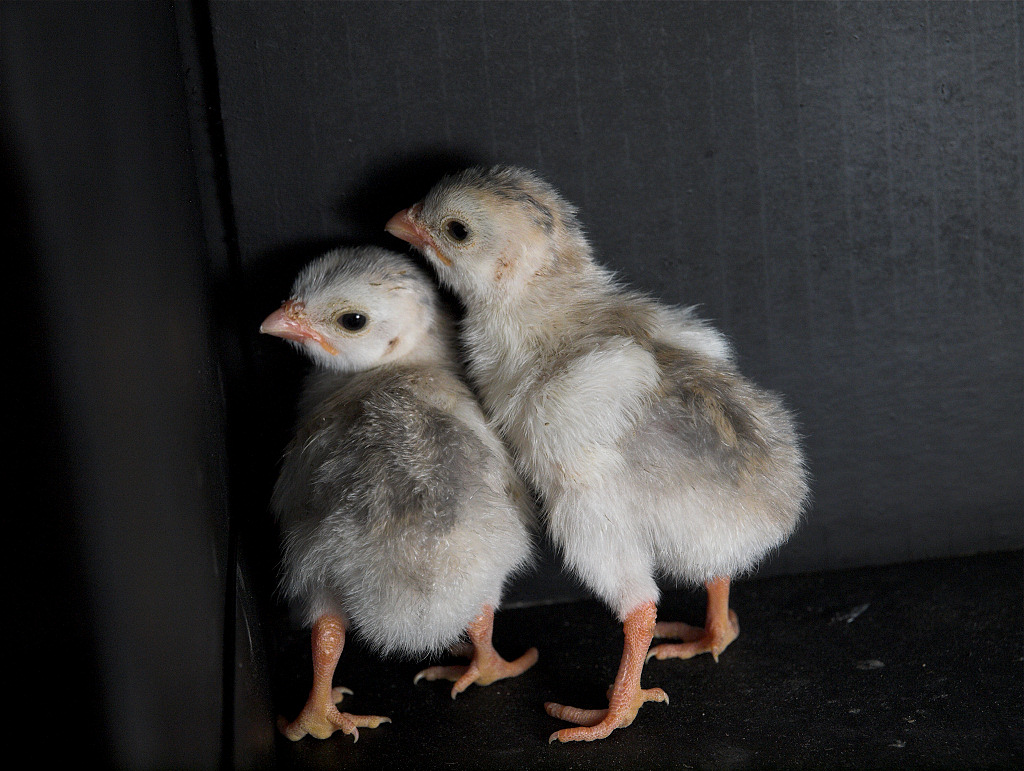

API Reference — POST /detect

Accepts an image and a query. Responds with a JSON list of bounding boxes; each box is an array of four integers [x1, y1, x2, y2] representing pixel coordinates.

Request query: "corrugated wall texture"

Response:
[[208, 1, 1022, 597]]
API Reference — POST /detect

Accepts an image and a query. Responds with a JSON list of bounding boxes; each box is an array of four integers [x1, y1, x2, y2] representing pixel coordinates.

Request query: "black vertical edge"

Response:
[[0, 20, 112, 767], [172, 1, 275, 768]]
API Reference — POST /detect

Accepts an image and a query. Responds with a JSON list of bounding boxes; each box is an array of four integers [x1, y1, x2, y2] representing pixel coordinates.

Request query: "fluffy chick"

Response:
[[262, 246, 538, 742], [387, 167, 809, 743]]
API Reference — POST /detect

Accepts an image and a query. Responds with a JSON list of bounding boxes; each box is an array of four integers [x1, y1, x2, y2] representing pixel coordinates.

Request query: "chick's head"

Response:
[[261, 246, 439, 373], [386, 166, 587, 304]]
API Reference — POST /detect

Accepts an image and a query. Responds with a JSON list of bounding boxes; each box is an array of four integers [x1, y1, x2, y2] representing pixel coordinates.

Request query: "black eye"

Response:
[[445, 219, 469, 242], [337, 312, 367, 331]]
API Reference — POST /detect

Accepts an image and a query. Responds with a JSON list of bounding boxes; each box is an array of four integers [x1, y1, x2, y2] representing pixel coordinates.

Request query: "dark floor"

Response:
[[271, 550, 1022, 770]]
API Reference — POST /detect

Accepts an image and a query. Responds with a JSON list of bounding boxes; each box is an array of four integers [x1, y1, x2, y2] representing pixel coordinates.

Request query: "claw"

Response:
[[331, 686, 354, 703]]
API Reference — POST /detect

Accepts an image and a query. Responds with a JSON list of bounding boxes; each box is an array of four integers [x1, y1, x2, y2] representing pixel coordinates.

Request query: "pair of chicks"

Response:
[[264, 166, 809, 745]]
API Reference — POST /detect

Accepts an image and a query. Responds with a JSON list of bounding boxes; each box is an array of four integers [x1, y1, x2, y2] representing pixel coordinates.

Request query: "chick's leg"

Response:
[[647, 576, 739, 663], [278, 614, 390, 742], [414, 605, 538, 699], [546, 601, 668, 743]]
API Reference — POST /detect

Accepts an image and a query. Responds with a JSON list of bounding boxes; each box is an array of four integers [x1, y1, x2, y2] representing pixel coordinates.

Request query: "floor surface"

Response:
[[271, 550, 1022, 770]]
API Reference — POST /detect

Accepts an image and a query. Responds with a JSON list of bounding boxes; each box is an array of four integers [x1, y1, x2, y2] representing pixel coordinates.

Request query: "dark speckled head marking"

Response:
[[445, 166, 579, 238], [291, 246, 430, 307], [491, 186, 554, 234]]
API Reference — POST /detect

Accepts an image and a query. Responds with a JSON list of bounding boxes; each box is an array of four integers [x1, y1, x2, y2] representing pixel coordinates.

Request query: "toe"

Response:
[[331, 686, 354, 704], [544, 701, 608, 726], [414, 664, 467, 685]]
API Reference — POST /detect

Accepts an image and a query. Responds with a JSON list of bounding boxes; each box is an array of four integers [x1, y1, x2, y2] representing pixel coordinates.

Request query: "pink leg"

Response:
[[414, 605, 538, 699], [546, 601, 669, 743], [647, 576, 739, 663], [277, 614, 390, 742]]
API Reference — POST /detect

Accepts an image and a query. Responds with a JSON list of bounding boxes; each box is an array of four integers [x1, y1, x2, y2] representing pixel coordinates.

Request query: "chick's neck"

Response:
[[386, 308, 461, 372], [459, 247, 619, 400], [474, 246, 613, 335]]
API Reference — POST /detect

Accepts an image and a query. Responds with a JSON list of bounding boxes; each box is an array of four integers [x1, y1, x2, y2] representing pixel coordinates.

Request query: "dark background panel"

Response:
[[3, 1, 1021, 768], [2, 2, 272, 767], [208, 1, 1022, 597]]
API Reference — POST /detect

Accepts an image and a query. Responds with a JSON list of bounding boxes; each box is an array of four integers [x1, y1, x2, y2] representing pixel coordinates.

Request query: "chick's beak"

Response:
[[260, 300, 339, 355], [385, 204, 452, 266]]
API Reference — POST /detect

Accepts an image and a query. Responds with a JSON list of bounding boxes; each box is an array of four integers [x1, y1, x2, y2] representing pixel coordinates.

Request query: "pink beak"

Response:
[[260, 300, 339, 355], [385, 204, 451, 266]]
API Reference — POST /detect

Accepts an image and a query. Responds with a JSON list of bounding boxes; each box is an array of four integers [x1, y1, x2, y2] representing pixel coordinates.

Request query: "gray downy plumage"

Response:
[[266, 246, 534, 656], [387, 167, 810, 621]]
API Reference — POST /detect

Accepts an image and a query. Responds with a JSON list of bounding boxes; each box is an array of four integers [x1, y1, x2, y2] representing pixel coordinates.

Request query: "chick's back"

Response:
[[273, 366, 532, 657], [503, 288, 807, 593]]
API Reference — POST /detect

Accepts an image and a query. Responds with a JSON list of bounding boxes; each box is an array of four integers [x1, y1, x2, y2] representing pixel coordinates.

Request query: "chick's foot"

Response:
[[547, 601, 668, 743], [646, 576, 738, 663], [277, 687, 390, 742], [545, 685, 668, 742], [414, 605, 538, 698], [647, 612, 739, 662]]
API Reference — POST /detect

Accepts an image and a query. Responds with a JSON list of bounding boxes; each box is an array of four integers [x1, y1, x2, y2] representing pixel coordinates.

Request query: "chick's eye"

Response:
[[337, 312, 367, 331], [444, 219, 469, 242]]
